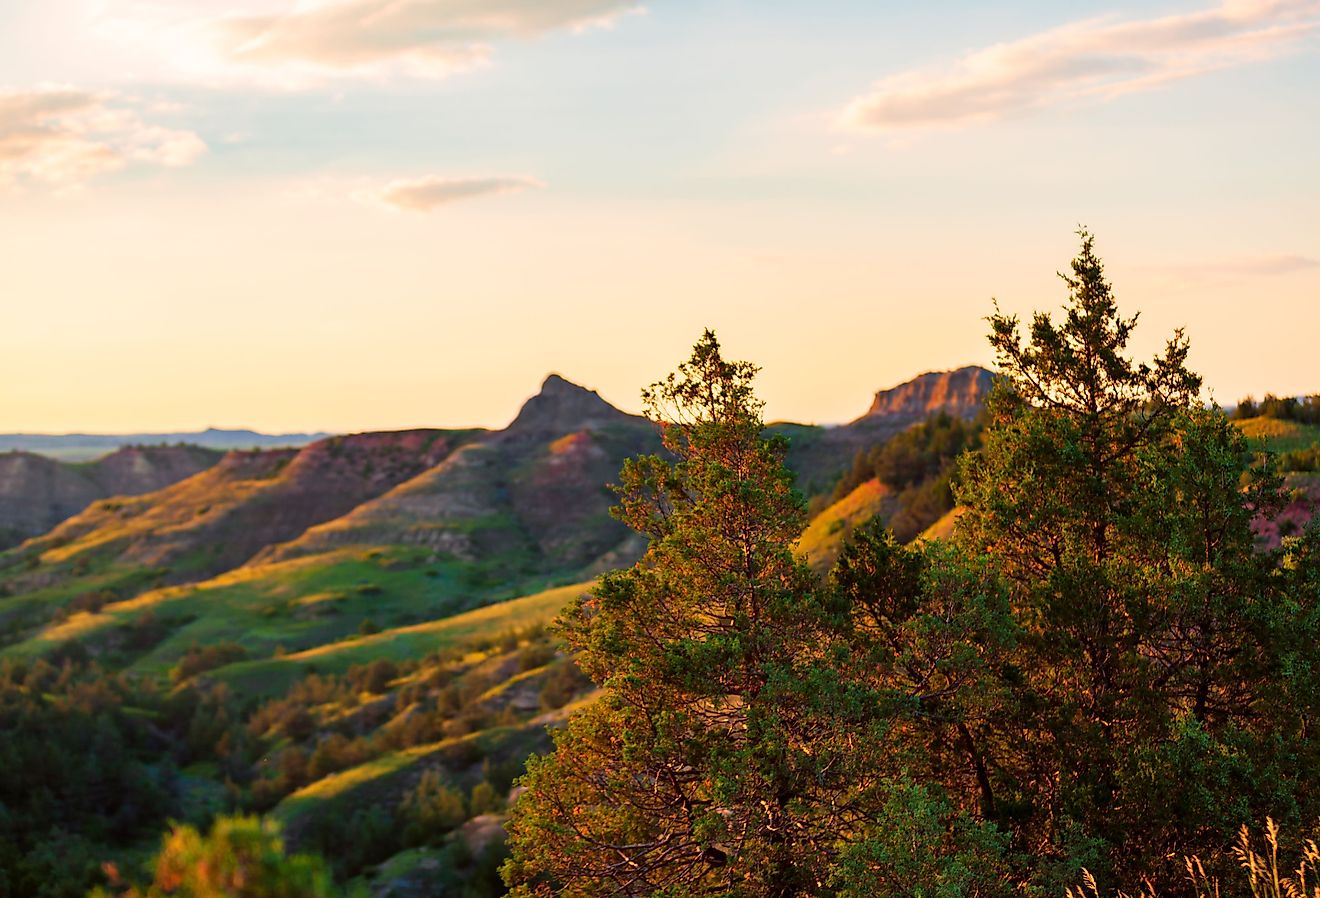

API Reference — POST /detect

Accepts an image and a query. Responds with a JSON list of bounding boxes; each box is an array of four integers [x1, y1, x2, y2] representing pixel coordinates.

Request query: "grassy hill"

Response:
[[797, 478, 900, 573], [214, 580, 593, 699], [0, 444, 221, 550], [0, 367, 1007, 896], [1234, 416, 1320, 452], [0, 377, 657, 670], [4, 539, 596, 679], [0, 430, 479, 644]]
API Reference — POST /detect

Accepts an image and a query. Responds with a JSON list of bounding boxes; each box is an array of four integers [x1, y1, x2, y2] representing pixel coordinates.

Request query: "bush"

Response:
[[170, 643, 248, 684], [515, 641, 555, 672], [363, 659, 397, 694], [400, 769, 467, 845], [537, 659, 589, 710], [469, 780, 501, 816], [90, 815, 338, 898], [1281, 445, 1320, 472]]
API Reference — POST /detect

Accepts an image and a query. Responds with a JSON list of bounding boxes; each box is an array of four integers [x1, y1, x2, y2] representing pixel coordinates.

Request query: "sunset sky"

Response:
[[2, 0, 1317, 433]]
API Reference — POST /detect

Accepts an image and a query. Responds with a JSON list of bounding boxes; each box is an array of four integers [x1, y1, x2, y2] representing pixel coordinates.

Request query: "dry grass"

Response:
[[1068, 820, 1320, 898], [1235, 418, 1320, 454], [797, 478, 899, 572], [917, 505, 965, 542]]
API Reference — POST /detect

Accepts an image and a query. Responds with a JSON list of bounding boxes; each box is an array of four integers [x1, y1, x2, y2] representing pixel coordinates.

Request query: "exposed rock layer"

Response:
[[0, 445, 221, 549], [860, 366, 994, 422]]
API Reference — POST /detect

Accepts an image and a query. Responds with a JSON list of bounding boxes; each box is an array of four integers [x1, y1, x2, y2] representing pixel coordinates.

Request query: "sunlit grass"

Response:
[[272, 724, 544, 825], [5, 547, 473, 668], [215, 580, 591, 698], [1235, 417, 1320, 453], [797, 478, 898, 571], [918, 506, 965, 542], [1069, 819, 1320, 898]]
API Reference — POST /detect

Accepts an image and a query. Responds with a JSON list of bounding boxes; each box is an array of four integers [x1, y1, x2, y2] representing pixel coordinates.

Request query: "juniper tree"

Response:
[[503, 331, 878, 898], [503, 241, 1320, 896], [949, 231, 1320, 884], [827, 527, 1018, 897]]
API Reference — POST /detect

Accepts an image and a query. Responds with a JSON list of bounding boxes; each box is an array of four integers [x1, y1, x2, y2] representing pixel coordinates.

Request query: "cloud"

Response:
[[1210, 254, 1320, 276], [1148, 253, 1320, 288], [99, 0, 641, 85], [375, 175, 543, 211], [0, 87, 205, 191], [840, 0, 1320, 132]]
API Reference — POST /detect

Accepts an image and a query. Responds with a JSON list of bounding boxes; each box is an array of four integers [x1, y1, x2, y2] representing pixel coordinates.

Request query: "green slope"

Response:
[[1234, 416, 1320, 452], [215, 580, 592, 699], [3, 545, 584, 676], [797, 478, 899, 573]]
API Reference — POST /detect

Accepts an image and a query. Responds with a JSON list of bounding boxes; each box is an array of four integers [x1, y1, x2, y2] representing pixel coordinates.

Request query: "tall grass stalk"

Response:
[[1067, 821, 1320, 898]]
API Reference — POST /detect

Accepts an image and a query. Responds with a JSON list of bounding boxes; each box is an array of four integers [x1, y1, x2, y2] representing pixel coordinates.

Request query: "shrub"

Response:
[[170, 643, 248, 684], [400, 769, 467, 845], [90, 815, 337, 898]]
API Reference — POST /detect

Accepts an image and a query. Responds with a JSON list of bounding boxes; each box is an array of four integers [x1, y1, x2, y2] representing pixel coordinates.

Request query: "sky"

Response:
[[1, 0, 1317, 433]]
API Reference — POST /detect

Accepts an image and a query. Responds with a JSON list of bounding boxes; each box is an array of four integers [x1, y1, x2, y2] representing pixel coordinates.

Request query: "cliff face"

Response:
[[0, 445, 221, 550], [859, 366, 994, 422], [777, 366, 996, 496]]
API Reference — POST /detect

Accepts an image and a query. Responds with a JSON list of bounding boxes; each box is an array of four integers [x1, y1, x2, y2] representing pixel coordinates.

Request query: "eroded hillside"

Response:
[[0, 444, 221, 549]]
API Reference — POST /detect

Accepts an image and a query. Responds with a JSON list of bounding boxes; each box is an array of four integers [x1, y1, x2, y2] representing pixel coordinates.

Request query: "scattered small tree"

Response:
[[400, 769, 468, 846], [92, 815, 337, 898]]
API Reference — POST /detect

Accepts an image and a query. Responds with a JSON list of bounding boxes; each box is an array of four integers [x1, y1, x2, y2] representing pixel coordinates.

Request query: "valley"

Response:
[[0, 364, 1000, 897], [2, 362, 1314, 898]]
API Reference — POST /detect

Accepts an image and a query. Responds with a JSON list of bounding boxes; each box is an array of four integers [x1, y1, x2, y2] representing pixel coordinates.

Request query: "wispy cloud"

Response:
[[1148, 253, 1320, 288], [102, 0, 641, 86], [0, 87, 205, 192], [375, 175, 543, 211], [840, 0, 1320, 133]]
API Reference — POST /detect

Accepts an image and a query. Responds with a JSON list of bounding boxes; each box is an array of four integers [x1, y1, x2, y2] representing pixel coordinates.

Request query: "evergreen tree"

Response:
[[503, 331, 872, 897], [828, 528, 1018, 897], [502, 237, 1319, 896], [948, 230, 1320, 883]]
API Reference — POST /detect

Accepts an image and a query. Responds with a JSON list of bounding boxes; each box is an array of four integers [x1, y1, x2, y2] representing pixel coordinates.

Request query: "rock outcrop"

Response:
[[859, 366, 994, 422], [777, 366, 995, 495], [504, 374, 634, 439]]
